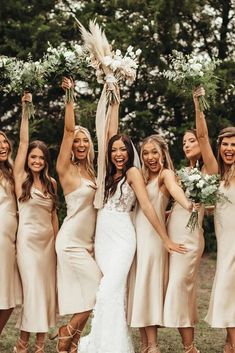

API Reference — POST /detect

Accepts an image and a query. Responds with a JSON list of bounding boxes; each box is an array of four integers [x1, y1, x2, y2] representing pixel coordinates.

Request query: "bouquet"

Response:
[[42, 42, 86, 102], [161, 50, 220, 111], [77, 19, 141, 103], [3, 56, 46, 118], [177, 167, 228, 231]]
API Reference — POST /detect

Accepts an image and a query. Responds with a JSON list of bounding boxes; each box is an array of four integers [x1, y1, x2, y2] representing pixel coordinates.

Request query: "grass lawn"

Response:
[[0, 254, 225, 353]]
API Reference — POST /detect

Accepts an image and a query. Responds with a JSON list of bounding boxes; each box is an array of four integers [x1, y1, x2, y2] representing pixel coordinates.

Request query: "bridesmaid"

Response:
[[205, 126, 235, 353], [14, 93, 58, 353], [0, 131, 21, 334], [128, 134, 193, 353], [54, 78, 102, 353], [163, 87, 218, 353]]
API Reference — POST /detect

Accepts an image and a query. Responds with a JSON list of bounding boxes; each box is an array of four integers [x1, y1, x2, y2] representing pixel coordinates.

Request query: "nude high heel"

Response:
[[50, 323, 78, 353], [13, 338, 29, 353], [35, 340, 45, 353], [184, 343, 200, 353], [69, 329, 82, 353], [148, 343, 161, 353]]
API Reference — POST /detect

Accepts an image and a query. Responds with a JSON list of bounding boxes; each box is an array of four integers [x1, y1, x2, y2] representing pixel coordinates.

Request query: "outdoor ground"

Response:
[[0, 254, 225, 353]]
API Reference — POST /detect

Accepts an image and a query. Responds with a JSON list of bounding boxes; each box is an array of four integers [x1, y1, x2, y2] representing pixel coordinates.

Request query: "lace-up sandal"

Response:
[[50, 323, 77, 353], [35, 341, 45, 353], [140, 344, 148, 353], [148, 343, 161, 353], [184, 343, 200, 353], [13, 338, 29, 353], [69, 329, 82, 353]]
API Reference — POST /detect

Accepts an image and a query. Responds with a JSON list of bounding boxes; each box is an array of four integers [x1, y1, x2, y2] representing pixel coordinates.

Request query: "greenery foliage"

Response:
[[0, 0, 234, 241]]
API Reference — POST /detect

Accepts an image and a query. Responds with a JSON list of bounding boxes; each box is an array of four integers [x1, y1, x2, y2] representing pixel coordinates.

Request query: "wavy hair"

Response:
[[19, 140, 57, 209], [0, 131, 14, 192], [104, 134, 134, 203], [183, 129, 203, 169], [217, 126, 235, 186], [140, 134, 174, 182], [71, 126, 96, 180]]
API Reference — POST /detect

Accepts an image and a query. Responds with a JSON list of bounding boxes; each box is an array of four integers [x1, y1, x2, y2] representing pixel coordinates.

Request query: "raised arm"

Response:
[[56, 78, 75, 177], [162, 169, 192, 211], [107, 86, 120, 141], [14, 93, 32, 194], [127, 167, 187, 253], [193, 87, 218, 174]]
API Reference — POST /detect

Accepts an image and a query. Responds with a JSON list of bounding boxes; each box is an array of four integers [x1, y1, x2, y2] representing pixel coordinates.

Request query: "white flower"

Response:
[[115, 49, 122, 56], [102, 56, 113, 66], [135, 49, 142, 56]]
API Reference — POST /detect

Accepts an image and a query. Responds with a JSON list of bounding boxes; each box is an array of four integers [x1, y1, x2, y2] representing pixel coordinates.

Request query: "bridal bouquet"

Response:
[[77, 20, 141, 103], [161, 50, 220, 111], [177, 167, 228, 231], [3, 56, 46, 118], [42, 42, 86, 102]]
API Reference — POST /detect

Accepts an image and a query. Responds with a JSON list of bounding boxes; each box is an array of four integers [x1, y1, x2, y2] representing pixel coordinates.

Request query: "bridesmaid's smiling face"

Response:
[[220, 136, 235, 166], [0, 133, 10, 162], [111, 139, 128, 171], [142, 141, 162, 175], [72, 131, 90, 161], [183, 132, 201, 161], [27, 147, 45, 173]]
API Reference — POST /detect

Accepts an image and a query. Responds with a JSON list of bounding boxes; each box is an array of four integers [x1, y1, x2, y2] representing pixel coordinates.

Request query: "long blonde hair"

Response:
[[0, 131, 14, 191], [140, 134, 175, 182], [217, 127, 235, 186], [72, 126, 96, 180]]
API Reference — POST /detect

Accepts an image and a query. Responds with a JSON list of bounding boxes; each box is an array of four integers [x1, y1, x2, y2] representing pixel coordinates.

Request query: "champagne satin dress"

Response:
[[205, 182, 235, 327], [0, 184, 21, 309], [56, 178, 101, 315], [163, 203, 204, 327], [16, 187, 56, 332], [127, 177, 169, 327]]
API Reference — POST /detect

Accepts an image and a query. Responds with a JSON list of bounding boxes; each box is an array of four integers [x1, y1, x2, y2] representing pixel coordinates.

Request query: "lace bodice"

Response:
[[104, 179, 136, 213]]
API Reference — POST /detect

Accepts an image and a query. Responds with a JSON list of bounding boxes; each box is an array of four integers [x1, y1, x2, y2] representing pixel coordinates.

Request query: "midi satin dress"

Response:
[[56, 178, 101, 315], [0, 184, 21, 309], [127, 177, 169, 327], [16, 187, 56, 332], [205, 182, 235, 327], [163, 202, 204, 327]]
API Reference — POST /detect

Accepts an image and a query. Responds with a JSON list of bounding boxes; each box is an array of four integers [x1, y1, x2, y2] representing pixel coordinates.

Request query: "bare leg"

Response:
[[178, 327, 198, 353], [0, 308, 14, 334], [226, 328, 235, 353], [57, 310, 91, 352], [35, 332, 46, 353], [139, 328, 148, 353], [69, 317, 89, 353], [145, 326, 160, 353]]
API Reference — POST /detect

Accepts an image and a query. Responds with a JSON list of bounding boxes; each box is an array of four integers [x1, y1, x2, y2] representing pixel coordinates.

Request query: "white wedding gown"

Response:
[[78, 179, 136, 353]]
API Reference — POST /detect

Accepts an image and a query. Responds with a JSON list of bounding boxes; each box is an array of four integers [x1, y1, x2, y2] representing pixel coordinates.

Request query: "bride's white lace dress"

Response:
[[78, 179, 136, 353]]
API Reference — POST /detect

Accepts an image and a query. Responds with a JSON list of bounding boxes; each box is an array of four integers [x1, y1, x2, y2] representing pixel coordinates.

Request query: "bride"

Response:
[[78, 96, 187, 353]]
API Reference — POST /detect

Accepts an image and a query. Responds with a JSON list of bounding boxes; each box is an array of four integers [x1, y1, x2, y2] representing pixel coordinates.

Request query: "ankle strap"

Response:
[[17, 338, 29, 349], [184, 343, 199, 353]]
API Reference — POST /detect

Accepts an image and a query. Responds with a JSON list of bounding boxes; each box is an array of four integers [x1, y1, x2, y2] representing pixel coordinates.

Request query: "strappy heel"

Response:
[[148, 343, 161, 353], [50, 323, 78, 353], [69, 329, 82, 353], [184, 343, 200, 353], [13, 338, 29, 353], [35, 341, 45, 353], [139, 344, 148, 353]]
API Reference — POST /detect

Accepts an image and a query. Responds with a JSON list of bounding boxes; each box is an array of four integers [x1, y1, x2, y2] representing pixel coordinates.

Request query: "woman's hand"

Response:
[[22, 92, 32, 104], [193, 86, 205, 107], [164, 239, 188, 254], [61, 77, 73, 91]]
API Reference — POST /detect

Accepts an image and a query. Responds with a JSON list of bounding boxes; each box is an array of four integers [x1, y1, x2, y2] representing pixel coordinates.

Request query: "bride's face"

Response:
[[111, 139, 128, 171]]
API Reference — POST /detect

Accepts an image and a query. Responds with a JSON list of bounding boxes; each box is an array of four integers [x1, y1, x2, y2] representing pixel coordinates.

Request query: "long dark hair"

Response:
[[217, 126, 235, 186], [19, 140, 57, 209], [0, 131, 14, 191], [184, 129, 203, 169], [104, 134, 134, 203]]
